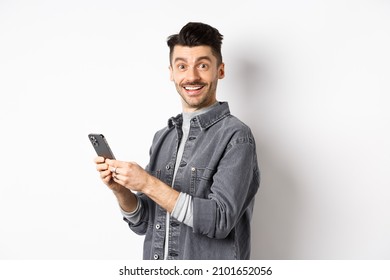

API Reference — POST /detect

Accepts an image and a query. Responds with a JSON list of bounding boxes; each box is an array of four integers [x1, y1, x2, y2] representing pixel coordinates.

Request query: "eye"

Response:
[[177, 64, 187, 71], [198, 63, 209, 70]]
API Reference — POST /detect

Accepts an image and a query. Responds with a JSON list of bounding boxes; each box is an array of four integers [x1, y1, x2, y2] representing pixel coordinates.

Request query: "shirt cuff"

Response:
[[171, 192, 193, 227], [120, 195, 142, 224]]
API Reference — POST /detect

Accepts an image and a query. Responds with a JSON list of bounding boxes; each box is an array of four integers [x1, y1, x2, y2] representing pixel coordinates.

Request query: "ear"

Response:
[[218, 63, 225, 79], [169, 65, 174, 81]]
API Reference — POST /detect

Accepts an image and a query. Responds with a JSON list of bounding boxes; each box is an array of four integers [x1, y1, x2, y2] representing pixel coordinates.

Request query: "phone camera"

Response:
[[90, 136, 98, 146]]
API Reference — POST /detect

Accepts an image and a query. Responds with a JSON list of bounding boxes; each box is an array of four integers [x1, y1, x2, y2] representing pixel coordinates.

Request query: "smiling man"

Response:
[[169, 44, 224, 111], [94, 22, 260, 260]]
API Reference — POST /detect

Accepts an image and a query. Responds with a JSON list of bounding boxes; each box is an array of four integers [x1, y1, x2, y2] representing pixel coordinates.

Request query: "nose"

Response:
[[186, 66, 200, 81]]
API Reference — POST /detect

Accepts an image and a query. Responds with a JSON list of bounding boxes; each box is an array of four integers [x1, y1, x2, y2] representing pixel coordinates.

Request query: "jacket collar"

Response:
[[168, 102, 231, 130]]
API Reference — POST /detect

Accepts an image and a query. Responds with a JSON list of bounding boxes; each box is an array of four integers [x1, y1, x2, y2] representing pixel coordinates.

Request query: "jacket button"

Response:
[[155, 224, 161, 230], [153, 254, 159, 260], [191, 167, 196, 172], [166, 164, 171, 170]]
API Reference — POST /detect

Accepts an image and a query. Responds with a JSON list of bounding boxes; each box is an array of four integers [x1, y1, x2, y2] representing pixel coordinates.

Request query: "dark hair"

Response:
[[167, 22, 223, 65]]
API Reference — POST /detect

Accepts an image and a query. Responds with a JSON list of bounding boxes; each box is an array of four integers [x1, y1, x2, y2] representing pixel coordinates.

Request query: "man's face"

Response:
[[169, 45, 225, 112]]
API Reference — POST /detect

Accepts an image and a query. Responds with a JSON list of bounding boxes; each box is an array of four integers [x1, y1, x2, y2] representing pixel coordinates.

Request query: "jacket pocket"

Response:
[[190, 167, 215, 196]]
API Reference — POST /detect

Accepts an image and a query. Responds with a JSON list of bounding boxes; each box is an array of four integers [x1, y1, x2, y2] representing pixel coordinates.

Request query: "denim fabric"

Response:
[[124, 102, 260, 260]]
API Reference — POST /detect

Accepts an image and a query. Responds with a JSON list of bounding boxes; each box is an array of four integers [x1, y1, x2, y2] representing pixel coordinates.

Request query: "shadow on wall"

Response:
[[229, 47, 303, 259]]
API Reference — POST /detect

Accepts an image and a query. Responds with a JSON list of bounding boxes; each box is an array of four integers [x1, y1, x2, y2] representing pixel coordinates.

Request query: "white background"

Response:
[[0, 0, 389, 259]]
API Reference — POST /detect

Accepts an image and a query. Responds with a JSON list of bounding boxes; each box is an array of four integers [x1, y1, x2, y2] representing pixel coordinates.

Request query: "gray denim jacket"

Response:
[[124, 102, 260, 260]]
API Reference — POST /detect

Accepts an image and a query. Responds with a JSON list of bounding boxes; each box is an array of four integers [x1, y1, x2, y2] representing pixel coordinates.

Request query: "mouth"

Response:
[[182, 84, 206, 95]]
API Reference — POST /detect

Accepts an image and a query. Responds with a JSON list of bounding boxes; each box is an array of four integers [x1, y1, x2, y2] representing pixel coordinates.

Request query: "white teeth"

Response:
[[184, 86, 202, 90]]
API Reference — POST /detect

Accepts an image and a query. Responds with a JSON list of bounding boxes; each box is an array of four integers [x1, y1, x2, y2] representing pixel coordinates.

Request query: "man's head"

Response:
[[167, 22, 223, 66], [167, 22, 225, 112]]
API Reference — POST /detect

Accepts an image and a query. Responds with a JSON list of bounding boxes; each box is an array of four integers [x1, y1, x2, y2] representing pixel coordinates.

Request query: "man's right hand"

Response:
[[94, 156, 139, 213], [94, 156, 126, 193]]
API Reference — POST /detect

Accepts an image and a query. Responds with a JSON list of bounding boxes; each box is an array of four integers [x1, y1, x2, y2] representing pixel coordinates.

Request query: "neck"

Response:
[[182, 101, 219, 113], [182, 101, 219, 116]]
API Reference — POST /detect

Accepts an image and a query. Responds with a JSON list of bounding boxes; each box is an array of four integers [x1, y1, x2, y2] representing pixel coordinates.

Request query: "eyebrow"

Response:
[[174, 56, 213, 64]]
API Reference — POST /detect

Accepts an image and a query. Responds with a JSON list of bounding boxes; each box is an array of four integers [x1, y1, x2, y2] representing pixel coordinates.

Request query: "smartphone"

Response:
[[88, 133, 116, 159]]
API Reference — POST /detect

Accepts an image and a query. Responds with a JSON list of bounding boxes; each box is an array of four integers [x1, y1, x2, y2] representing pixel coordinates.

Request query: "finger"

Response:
[[106, 159, 128, 168], [107, 160, 126, 174], [111, 166, 125, 175], [112, 173, 121, 183], [105, 159, 115, 166], [100, 170, 111, 179], [96, 163, 109, 172], [94, 156, 105, 164], [114, 170, 127, 179], [106, 159, 116, 172]]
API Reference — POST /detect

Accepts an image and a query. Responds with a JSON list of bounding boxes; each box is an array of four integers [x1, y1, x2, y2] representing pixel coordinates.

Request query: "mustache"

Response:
[[180, 81, 207, 87]]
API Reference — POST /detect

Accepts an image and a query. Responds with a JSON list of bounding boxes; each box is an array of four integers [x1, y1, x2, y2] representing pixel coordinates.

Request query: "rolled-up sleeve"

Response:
[[192, 135, 260, 239]]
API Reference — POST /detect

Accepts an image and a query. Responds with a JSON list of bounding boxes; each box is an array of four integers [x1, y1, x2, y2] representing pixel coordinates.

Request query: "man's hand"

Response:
[[94, 156, 125, 193], [94, 156, 138, 212], [106, 159, 152, 193], [94, 157, 180, 213]]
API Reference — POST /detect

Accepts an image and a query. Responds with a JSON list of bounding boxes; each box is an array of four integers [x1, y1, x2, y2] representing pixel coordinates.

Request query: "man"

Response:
[[95, 22, 260, 260]]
